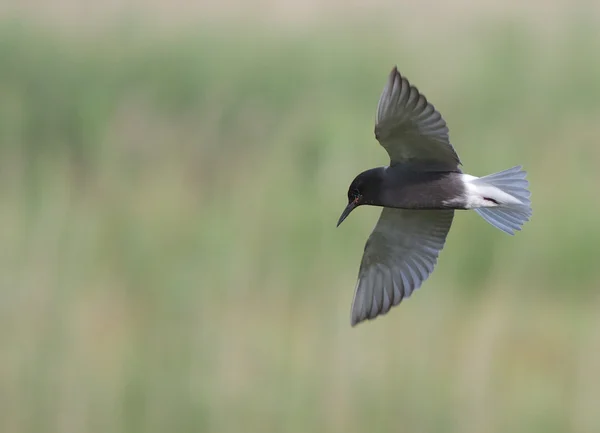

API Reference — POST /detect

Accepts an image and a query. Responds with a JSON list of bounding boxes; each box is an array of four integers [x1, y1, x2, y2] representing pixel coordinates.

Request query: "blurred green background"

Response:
[[1, 1, 600, 432]]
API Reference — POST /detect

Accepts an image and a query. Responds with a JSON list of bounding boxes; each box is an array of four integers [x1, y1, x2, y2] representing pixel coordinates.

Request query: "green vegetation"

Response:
[[1, 19, 599, 433]]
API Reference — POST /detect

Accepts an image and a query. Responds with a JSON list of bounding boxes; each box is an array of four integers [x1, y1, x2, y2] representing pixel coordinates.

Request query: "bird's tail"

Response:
[[471, 166, 532, 235]]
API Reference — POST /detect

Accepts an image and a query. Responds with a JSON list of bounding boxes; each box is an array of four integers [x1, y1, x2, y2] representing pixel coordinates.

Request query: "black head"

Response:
[[337, 167, 385, 227]]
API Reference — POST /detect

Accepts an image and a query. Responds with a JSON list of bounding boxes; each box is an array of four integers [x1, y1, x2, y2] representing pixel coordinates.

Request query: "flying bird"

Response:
[[337, 67, 532, 327]]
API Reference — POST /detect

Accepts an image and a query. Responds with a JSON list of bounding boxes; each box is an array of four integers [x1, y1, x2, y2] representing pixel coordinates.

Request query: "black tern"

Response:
[[338, 67, 532, 326]]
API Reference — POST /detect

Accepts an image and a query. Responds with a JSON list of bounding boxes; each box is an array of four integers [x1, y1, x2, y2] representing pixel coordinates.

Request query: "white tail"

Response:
[[468, 166, 532, 235]]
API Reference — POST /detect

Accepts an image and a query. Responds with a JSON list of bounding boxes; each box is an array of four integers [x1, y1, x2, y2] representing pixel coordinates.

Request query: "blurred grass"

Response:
[[0, 16, 600, 433]]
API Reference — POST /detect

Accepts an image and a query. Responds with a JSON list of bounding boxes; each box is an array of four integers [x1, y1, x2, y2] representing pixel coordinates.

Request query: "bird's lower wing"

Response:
[[351, 208, 454, 326]]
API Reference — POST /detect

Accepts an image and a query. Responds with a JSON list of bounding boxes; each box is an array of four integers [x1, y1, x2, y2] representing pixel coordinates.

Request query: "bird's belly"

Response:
[[384, 181, 467, 210], [385, 201, 466, 211]]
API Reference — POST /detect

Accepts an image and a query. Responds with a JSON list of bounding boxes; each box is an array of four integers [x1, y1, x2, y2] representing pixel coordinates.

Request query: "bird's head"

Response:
[[337, 168, 385, 227]]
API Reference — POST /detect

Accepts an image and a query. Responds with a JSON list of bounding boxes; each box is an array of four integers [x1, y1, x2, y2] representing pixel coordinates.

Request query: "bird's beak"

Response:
[[337, 199, 359, 227]]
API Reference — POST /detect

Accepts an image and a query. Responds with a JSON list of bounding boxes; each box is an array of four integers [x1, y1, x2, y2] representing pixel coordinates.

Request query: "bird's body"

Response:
[[338, 67, 532, 326], [357, 165, 466, 210]]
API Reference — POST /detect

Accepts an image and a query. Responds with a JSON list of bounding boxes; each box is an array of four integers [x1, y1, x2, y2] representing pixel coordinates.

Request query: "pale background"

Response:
[[0, 1, 599, 432]]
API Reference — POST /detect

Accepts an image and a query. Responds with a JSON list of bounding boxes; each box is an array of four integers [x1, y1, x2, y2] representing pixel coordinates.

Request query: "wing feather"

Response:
[[375, 67, 461, 170], [350, 208, 454, 326]]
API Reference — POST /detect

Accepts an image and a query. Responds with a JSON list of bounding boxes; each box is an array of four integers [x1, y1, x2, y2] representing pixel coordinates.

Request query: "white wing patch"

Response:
[[351, 208, 454, 326]]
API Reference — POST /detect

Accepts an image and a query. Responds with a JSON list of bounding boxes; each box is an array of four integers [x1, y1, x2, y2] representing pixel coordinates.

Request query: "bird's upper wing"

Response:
[[375, 67, 461, 170], [351, 208, 454, 326]]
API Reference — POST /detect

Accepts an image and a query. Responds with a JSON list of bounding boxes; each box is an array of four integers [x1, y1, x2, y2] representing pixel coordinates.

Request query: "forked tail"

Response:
[[471, 166, 532, 235]]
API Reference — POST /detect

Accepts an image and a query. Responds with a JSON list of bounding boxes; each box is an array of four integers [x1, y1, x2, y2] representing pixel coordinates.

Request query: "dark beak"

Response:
[[337, 200, 358, 227]]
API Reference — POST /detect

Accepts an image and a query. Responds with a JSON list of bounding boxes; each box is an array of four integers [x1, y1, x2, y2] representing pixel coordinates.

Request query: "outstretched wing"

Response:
[[375, 67, 461, 171], [351, 208, 454, 326]]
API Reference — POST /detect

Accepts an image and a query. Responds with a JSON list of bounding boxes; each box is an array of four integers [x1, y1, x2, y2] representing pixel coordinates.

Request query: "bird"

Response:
[[337, 66, 532, 327]]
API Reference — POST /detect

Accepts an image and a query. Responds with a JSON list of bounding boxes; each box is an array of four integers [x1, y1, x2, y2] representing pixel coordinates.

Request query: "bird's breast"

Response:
[[381, 172, 467, 210]]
